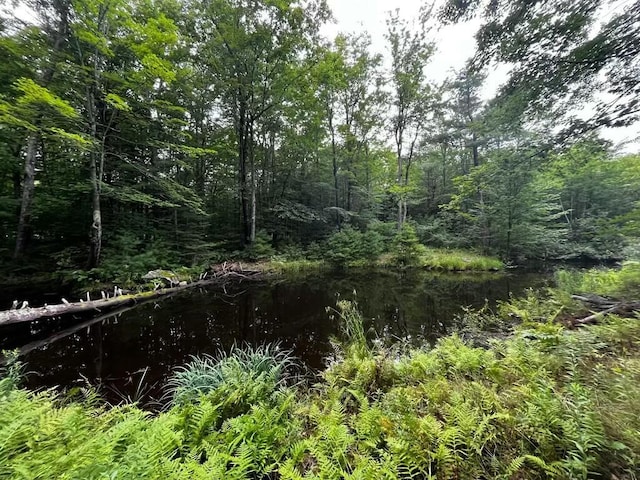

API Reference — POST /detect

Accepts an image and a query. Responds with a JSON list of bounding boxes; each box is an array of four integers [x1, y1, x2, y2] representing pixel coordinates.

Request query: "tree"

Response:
[[315, 33, 385, 227], [196, 0, 329, 245], [447, 65, 486, 171], [68, 0, 187, 267], [4, 0, 75, 260], [440, 0, 640, 136], [386, 8, 435, 229]]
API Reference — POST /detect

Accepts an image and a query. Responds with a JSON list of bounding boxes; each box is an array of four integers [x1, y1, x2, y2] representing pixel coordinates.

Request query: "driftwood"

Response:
[[0, 263, 262, 327], [571, 293, 640, 325]]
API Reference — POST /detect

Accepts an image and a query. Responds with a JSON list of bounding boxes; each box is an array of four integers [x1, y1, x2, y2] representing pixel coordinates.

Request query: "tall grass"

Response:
[[378, 248, 503, 271], [420, 248, 504, 271], [555, 261, 640, 299]]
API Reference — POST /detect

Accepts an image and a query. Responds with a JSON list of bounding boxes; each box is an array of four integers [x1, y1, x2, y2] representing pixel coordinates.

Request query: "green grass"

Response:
[[268, 251, 503, 272], [555, 261, 640, 299], [419, 248, 503, 271], [263, 258, 327, 274], [1, 266, 639, 479], [378, 248, 503, 271]]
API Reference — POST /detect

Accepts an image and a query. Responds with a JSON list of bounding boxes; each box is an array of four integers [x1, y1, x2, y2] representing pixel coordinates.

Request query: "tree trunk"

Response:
[[13, 4, 69, 259], [249, 137, 257, 243], [472, 132, 479, 167], [14, 134, 39, 260], [396, 142, 404, 230], [237, 99, 252, 245], [328, 108, 340, 228], [239, 137, 250, 244], [86, 68, 102, 268], [88, 149, 102, 268]]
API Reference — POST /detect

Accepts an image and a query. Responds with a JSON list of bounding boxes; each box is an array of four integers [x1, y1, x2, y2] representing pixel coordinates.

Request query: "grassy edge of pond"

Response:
[[266, 249, 503, 274], [1, 248, 503, 306], [1, 264, 639, 478]]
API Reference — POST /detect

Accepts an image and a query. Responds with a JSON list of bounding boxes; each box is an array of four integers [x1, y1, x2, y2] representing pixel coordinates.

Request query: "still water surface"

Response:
[[0, 269, 549, 400]]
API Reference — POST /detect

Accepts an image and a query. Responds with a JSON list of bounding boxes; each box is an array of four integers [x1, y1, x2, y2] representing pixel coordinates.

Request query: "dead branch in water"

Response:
[[0, 264, 262, 326]]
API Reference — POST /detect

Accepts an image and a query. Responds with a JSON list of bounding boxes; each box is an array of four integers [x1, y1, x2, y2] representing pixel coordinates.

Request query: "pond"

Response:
[[0, 269, 550, 402]]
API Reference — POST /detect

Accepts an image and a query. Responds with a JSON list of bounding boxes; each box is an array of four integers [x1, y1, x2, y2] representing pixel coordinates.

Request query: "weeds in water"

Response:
[[106, 367, 161, 408]]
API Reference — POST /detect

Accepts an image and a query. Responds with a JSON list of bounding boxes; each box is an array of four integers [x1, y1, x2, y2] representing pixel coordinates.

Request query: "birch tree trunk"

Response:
[[14, 135, 39, 259]]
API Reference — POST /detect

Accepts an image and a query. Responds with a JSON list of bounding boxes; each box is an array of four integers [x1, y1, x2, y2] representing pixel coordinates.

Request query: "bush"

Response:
[[243, 230, 275, 261], [391, 224, 426, 266], [324, 227, 384, 267], [167, 344, 295, 411]]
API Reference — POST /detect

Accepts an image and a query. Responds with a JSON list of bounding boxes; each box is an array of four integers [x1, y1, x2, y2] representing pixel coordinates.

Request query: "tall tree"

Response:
[[440, 0, 640, 136], [197, 0, 329, 244], [448, 66, 486, 171], [386, 8, 434, 229], [9, 0, 72, 260], [315, 33, 385, 226]]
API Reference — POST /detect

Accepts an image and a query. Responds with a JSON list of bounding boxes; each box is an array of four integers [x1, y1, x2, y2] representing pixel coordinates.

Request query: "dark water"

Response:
[[0, 269, 549, 401]]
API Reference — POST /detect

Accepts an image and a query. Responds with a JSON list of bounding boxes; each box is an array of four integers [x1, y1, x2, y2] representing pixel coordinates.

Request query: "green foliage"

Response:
[[243, 230, 276, 261], [0, 350, 23, 395], [63, 233, 180, 288], [1, 0, 637, 274], [390, 224, 426, 267], [167, 343, 295, 410], [2, 284, 640, 478], [422, 249, 504, 271], [555, 261, 640, 300], [324, 227, 384, 267], [440, 0, 640, 133]]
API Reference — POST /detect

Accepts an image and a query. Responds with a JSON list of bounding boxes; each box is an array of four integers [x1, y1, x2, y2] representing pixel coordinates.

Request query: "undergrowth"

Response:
[[1, 267, 639, 479], [555, 261, 640, 299]]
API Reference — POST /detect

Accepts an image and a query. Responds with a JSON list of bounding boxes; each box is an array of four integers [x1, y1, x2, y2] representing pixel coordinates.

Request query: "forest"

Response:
[[1, 0, 640, 478], [0, 0, 638, 280]]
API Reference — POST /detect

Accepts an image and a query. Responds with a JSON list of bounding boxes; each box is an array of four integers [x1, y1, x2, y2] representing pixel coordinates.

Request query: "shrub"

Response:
[[391, 224, 426, 267], [243, 230, 275, 261], [324, 227, 384, 267], [167, 344, 295, 411]]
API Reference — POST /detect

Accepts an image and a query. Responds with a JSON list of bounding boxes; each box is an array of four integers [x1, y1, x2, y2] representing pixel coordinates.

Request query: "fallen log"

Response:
[[571, 294, 640, 325], [571, 294, 617, 308], [0, 266, 263, 326]]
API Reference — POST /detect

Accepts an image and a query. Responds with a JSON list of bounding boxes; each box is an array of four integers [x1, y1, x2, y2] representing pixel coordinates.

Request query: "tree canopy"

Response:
[[0, 0, 638, 273]]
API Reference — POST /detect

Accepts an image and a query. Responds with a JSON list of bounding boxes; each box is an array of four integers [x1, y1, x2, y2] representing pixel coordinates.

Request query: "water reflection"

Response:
[[0, 269, 549, 399]]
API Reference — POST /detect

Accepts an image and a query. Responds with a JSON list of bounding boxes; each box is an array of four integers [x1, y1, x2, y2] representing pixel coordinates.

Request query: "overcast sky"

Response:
[[322, 0, 483, 85], [323, 0, 640, 153]]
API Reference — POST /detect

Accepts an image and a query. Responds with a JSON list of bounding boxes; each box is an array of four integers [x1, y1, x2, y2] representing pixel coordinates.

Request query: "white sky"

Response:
[[323, 0, 485, 86], [323, 0, 640, 153]]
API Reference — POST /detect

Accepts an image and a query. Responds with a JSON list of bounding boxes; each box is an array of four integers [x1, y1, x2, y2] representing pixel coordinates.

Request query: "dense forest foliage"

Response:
[[1, 0, 639, 276]]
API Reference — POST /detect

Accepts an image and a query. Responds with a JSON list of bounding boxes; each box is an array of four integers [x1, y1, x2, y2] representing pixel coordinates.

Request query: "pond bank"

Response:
[[0, 248, 503, 311], [1, 265, 639, 478]]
